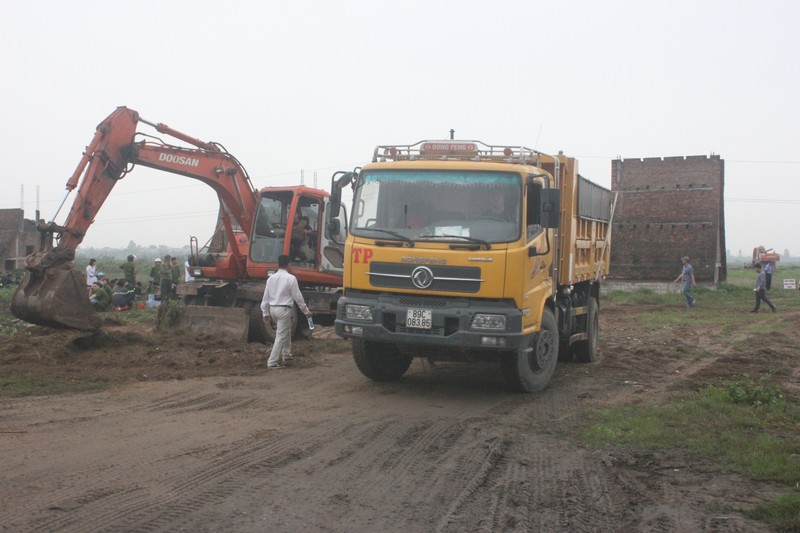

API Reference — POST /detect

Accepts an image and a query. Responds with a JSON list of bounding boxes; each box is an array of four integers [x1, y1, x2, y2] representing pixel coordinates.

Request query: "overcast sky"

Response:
[[2, 0, 798, 259]]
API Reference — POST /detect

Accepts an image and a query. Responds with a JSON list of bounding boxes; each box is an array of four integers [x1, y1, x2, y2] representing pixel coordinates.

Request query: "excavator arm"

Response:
[[11, 106, 258, 330]]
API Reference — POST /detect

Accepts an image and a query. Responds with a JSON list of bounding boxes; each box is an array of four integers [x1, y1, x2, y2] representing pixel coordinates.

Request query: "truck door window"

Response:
[[526, 181, 543, 241]]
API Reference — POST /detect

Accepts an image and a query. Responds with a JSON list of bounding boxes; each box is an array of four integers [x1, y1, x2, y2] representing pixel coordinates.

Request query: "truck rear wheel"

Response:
[[352, 339, 412, 382], [573, 297, 599, 363], [503, 308, 558, 393]]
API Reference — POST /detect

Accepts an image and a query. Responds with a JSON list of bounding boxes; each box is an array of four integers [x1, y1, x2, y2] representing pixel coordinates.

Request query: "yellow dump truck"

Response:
[[329, 140, 615, 392]]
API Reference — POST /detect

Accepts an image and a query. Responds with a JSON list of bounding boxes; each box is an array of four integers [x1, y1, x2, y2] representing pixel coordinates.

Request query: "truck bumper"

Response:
[[334, 291, 525, 353]]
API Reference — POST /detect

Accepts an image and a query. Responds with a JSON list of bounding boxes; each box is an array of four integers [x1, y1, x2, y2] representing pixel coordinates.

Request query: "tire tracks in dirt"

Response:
[[0, 332, 776, 532]]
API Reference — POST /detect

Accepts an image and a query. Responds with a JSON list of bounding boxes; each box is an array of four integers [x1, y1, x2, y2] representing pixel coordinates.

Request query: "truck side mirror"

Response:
[[328, 171, 355, 220], [541, 188, 560, 229]]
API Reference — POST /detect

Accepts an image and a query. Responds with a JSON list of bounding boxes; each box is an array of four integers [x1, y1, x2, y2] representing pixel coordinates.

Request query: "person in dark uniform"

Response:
[[159, 255, 174, 300]]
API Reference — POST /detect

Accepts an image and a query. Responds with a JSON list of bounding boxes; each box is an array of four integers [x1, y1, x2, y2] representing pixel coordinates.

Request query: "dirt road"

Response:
[[0, 304, 787, 532]]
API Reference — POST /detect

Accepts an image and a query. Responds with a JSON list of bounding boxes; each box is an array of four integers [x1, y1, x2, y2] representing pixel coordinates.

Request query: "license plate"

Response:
[[406, 308, 432, 329]]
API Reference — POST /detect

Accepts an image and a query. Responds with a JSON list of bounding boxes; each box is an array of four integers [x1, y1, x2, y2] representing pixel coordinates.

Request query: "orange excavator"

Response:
[[11, 106, 346, 340], [745, 245, 780, 269]]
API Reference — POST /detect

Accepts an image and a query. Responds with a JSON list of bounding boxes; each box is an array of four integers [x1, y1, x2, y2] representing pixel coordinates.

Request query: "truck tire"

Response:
[[352, 339, 412, 382], [503, 308, 558, 393], [573, 297, 599, 363]]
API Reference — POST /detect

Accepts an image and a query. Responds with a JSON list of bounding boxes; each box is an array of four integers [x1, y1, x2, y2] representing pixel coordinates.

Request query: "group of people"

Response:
[[86, 255, 141, 311], [86, 270, 139, 311], [85, 254, 194, 311], [150, 255, 192, 302], [675, 256, 777, 313]]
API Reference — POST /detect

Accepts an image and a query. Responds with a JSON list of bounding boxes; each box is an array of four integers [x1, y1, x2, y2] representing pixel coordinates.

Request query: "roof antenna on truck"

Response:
[[450, 129, 455, 140]]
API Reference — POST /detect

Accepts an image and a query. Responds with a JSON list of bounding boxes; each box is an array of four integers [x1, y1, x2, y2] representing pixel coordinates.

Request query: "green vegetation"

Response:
[[588, 270, 800, 530], [583, 376, 799, 480], [157, 300, 185, 328], [0, 374, 106, 398], [746, 493, 800, 532], [0, 286, 27, 335], [583, 377, 800, 529]]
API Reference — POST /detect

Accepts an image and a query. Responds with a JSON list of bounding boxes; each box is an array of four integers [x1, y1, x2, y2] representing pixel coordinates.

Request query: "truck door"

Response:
[[523, 179, 549, 326], [319, 197, 347, 274]]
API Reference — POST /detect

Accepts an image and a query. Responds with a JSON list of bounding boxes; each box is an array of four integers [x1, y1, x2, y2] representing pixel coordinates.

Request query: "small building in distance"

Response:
[[609, 155, 726, 283], [0, 209, 38, 272]]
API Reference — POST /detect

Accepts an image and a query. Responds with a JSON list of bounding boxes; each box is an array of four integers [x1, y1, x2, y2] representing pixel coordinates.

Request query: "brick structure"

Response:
[[0, 209, 38, 272], [609, 155, 726, 283]]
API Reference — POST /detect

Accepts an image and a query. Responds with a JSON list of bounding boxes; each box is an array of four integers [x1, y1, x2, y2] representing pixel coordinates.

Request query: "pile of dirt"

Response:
[[0, 321, 348, 386]]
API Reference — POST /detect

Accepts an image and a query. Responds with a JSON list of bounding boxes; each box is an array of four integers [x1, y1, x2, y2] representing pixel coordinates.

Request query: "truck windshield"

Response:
[[351, 170, 521, 243]]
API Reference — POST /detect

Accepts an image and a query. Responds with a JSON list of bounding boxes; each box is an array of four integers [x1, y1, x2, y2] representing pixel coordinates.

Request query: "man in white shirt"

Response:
[[85, 258, 98, 288], [260, 255, 313, 369]]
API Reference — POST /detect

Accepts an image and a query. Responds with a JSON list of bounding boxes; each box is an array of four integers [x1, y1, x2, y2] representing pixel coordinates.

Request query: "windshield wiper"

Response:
[[415, 234, 491, 250], [354, 227, 415, 247]]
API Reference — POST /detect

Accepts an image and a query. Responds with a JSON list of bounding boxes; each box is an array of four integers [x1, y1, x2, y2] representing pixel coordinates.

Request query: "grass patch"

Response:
[[582, 375, 800, 485], [0, 374, 107, 398], [745, 492, 800, 532], [606, 289, 665, 305], [156, 300, 185, 328], [582, 373, 800, 531], [0, 286, 28, 336]]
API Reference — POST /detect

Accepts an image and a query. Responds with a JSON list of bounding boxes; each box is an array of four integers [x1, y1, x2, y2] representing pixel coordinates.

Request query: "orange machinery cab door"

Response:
[[319, 197, 346, 275]]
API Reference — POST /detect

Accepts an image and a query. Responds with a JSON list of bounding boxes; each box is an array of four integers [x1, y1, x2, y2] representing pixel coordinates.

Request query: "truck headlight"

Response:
[[345, 304, 373, 321], [471, 314, 506, 331]]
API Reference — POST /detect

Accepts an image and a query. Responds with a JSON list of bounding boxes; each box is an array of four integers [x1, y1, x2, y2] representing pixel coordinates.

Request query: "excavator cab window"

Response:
[[250, 195, 288, 263]]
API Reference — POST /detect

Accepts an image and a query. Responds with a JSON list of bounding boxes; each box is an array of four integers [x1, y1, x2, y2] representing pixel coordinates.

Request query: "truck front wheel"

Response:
[[352, 339, 412, 382], [503, 308, 559, 393]]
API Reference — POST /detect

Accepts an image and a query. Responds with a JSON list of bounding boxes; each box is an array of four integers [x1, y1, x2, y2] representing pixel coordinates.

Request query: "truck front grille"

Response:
[[368, 262, 482, 293]]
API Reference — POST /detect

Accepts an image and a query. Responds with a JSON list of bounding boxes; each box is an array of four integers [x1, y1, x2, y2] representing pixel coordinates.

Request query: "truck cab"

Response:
[[332, 140, 614, 392]]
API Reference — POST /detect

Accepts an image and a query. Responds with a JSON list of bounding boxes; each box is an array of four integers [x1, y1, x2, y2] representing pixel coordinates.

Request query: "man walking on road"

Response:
[[674, 256, 696, 308], [260, 255, 313, 369], [751, 262, 777, 313]]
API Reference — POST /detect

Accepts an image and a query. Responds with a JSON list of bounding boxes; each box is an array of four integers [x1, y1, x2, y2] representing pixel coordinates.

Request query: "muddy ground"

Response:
[[1, 302, 797, 532]]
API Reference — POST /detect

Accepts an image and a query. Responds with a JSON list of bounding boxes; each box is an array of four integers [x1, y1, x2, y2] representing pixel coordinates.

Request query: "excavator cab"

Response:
[[247, 188, 346, 277]]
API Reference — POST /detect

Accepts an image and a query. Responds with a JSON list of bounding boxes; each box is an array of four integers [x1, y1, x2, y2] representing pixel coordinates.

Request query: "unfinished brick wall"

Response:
[[609, 155, 726, 283]]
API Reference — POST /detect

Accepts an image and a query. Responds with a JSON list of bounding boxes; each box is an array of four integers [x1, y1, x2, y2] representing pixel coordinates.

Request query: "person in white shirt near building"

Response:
[[260, 255, 312, 369]]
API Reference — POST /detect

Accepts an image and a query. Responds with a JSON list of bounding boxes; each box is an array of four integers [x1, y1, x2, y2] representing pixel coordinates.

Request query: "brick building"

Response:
[[609, 155, 726, 283], [0, 209, 38, 272]]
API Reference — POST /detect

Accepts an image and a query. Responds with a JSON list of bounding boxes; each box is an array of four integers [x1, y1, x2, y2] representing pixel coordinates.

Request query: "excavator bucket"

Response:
[[10, 251, 102, 331]]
